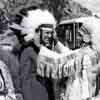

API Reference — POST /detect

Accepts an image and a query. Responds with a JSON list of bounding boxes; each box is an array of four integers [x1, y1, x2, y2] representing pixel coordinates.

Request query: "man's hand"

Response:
[[53, 31, 58, 46]]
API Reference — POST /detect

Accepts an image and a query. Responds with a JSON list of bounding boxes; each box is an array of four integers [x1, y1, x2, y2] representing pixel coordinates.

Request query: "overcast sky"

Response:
[[73, 0, 100, 16]]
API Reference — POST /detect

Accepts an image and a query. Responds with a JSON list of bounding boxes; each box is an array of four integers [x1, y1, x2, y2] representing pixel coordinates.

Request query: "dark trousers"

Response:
[[37, 75, 55, 100], [22, 77, 48, 100]]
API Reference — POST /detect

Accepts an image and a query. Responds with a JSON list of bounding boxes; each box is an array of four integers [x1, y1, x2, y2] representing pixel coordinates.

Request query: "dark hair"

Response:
[[36, 24, 54, 32], [19, 6, 38, 16]]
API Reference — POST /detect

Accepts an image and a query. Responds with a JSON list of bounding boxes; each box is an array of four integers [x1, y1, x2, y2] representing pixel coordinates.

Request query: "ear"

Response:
[[35, 27, 40, 33]]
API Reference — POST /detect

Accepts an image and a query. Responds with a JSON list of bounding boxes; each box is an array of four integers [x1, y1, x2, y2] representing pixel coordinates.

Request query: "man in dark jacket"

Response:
[[20, 44, 48, 100]]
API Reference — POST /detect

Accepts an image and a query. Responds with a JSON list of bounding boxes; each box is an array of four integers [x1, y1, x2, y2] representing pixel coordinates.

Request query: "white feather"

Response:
[[20, 9, 56, 42], [21, 9, 56, 29]]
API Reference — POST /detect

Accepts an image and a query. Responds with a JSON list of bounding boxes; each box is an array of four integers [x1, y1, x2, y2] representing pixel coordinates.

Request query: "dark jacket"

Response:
[[20, 45, 48, 100]]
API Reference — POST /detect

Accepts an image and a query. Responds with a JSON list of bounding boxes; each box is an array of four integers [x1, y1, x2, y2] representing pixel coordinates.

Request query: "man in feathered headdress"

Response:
[[10, 6, 71, 100]]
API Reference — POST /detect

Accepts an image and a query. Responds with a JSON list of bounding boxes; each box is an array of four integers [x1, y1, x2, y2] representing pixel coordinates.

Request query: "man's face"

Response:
[[76, 29, 91, 48], [40, 28, 54, 49], [75, 30, 83, 48]]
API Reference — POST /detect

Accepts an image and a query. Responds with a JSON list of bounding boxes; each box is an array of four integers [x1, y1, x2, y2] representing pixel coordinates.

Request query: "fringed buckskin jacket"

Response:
[[37, 45, 100, 100], [63, 46, 100, 100]]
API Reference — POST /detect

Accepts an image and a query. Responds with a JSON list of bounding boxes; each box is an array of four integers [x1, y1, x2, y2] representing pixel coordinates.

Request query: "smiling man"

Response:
[[39, 24, 55, 50]]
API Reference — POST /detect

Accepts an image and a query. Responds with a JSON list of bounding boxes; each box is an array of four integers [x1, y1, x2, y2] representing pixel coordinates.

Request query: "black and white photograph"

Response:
[[0, 0, 100, 100]]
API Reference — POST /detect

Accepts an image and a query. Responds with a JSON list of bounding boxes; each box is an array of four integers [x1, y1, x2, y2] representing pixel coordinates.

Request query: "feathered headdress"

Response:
[[21, 9, 56, 28], [79, 16, 100, 43], [9, 8, 56, 36]]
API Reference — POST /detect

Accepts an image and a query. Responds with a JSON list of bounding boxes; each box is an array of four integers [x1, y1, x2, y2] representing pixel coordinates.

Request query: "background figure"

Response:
[[0, 53, 17, 100], [0, 49, 21, 100]]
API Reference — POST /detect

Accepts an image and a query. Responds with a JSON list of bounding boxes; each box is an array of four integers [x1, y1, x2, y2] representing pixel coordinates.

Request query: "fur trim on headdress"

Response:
[[81, 17, 100, 35], [80, 16, 100, 45]]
